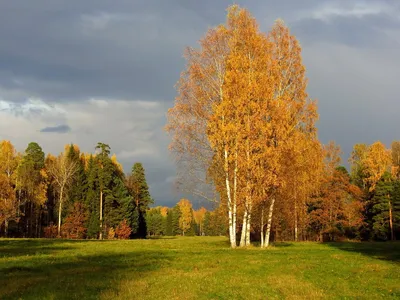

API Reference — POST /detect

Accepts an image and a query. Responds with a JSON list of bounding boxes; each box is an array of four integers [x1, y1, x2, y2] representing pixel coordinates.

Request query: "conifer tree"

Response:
[[67, 145, 87, 205], [16, 142, 47, 237], [126, 163, 153, 238], [85, 155, 99, 239], [371, 173, 395, 240], [165, 209, 173, 236]]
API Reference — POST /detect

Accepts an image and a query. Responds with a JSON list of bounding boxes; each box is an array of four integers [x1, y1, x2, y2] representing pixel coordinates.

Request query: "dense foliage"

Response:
[[0, 141, 152, 239]]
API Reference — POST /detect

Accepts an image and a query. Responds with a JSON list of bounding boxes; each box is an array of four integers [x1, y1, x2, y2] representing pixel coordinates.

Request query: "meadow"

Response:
[[0, 237, 399, 299]]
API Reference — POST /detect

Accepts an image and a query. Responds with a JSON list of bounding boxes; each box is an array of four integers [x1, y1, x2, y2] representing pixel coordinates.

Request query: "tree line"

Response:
[[146, 200, 226, 237], [166, 5, 400, 247], [0, 140, 153, 239]]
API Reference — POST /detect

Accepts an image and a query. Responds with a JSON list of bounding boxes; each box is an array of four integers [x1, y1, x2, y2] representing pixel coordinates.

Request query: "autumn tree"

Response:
[[0, 141, 20, 236], [46, 150, 78, 237], [167, 5, 318, 248], [115, 219, 132, 239], [177, 199, 193, 235], [391, 141, 400, 179], [193, 207, 207, 236], [362, 142, 391, 192], [61, 202, 87, 239]]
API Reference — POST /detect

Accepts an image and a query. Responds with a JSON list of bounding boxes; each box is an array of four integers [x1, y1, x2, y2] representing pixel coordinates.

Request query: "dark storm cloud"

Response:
[[1, 0, 400, 205], [40, 124, 71, 133]]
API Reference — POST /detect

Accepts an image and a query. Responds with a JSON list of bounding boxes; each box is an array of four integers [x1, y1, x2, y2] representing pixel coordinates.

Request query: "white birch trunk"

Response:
[[57, 186, 64, 237], [294, 200, 298, 242], [260, 207, 264, 247], [264, 198, 275, 248], [240, 209, 248, 247], [246, 206, 251, 245], [99, 189, 103, 240], [224, 147, 236, 248]]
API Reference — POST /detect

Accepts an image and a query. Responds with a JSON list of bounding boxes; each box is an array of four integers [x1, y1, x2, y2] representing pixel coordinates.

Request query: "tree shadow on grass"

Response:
[[271, 242, 294, 248], [147, 236, 177, 240], [0, 239, 103, 258], [0, 240, 174, 299], [326, 241, 400, 263]]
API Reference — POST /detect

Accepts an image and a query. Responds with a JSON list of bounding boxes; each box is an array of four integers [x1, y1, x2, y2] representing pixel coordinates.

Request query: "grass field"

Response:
[[0, 237, 399, 299]]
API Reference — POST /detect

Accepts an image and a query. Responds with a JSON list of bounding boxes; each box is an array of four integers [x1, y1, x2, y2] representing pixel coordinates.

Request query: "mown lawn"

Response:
[[0, 237, 399, 299]]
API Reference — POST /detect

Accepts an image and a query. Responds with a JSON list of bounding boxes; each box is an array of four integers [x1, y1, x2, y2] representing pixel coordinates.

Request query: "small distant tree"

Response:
[[44, 223, 58, 238], [115, 219, 132, 239], [61, 202, 87, 239], [108, 227, 116, 240], [146, 208, 164, 236], [177, 199, 193, 236]]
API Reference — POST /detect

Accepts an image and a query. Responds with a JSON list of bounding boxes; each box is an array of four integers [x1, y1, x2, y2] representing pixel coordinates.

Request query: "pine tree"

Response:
[[392, 180, 400, 239], [85, 155, 99, 239], [16, 142, 47, 237], [171, 205, 181, 235], [371, 172, 394, 240], [165, 209, 173, 236], [104, 172, 133, 232], [95, 143, 114, 239], [66, 145, 87, 205], [126, 163, 153, 238]]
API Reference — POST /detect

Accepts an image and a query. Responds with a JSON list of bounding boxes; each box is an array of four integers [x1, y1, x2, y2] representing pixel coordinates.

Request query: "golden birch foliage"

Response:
[[160, 206, 169, 217], [391, 141, 400, 178], [193, 207, 207, 225], [0, 173, 18, 226], [362, 141, 391, 191], [324, 141, 342, 175], [166, 5, 320, 246], [177, 198, 193, 234], [111, 154, 124, 174], [64, 144, 80, 154], [0, 140, 19, 181]]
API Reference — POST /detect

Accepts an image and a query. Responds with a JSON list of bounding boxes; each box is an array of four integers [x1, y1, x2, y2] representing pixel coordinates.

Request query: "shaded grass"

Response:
[[0, 237, 399, 299]]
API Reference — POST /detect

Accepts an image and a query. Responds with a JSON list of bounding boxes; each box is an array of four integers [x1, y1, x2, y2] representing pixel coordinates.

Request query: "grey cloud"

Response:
[[40, 124, 71, 133], [1, 0, 400, 205]]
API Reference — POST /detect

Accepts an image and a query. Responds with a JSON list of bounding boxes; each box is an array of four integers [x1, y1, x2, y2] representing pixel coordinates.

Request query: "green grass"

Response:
[[0, 237, 399, 299]]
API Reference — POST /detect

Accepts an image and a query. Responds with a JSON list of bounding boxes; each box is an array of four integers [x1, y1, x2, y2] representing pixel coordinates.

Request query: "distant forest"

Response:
[[1, 139, 399, 243], [0, 140, 222, 239]]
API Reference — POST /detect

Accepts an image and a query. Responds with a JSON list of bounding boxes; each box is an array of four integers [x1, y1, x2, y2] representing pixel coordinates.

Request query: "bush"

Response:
[[115, 219, 132, 239], [61, 202, 87, 239], [44, 223, 58, 238], [108, 227, 116, 240]]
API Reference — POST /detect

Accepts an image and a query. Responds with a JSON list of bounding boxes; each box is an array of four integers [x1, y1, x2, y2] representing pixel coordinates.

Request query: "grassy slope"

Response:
[[0, 237, 399, 299]]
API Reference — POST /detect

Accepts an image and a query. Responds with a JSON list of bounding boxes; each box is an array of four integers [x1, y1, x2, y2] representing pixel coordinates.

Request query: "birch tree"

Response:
[[46, 151, 78, 237]]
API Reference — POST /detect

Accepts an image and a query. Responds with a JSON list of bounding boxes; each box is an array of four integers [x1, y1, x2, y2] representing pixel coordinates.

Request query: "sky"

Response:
[[0, 0, 399, 207]]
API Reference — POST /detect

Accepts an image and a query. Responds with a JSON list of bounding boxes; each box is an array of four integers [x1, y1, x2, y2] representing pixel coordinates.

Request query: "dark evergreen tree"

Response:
[[126, 163, 153, 238], [104, 171, 134, 233], [95, 143, 114, 239], [85, 155, 99, 239], [67, 145, 87, 204], [17, 142, 46, 237], [165, 209, 173, 236], [171, 205, 181, 235], [371, 172, 394, 240], [392, 180, 400, 240]]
